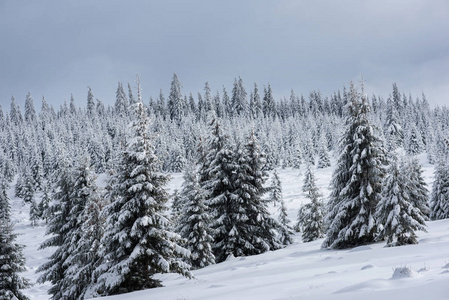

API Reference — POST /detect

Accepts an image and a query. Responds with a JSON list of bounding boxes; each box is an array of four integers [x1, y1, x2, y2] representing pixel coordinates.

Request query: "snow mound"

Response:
[[361, 264, 375, 270], [391, 267, 419, 279]]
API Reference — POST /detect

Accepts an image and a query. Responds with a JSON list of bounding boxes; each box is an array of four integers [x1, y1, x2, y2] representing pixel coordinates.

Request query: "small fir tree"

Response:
[[270, 170, 282, 207], [301, 165, 325, 242], [276, 189, 295, 246], [405, 158, 430, 220], [176, 164, 215, 269], [317, 136, 331, 169], [430, 159, 449, 220]]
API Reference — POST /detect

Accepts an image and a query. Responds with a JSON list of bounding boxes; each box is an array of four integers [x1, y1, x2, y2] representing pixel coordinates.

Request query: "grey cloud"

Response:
[[1, 0, 448, 109]]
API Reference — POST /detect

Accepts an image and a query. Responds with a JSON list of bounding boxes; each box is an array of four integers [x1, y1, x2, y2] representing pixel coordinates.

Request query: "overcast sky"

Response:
[[1, 0, 448, 110]]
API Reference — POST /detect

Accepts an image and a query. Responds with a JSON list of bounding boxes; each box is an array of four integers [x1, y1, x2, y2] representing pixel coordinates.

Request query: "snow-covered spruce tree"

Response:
[[95, 93, 191, 295], [232, 131, 282, 256], [375, 157, 427, 246], [0, 179, 30, 300], [405, 158, 430, 220], [170, 189, 183, 226], [270, 169, 282, 207], [384, 95, 404, 152], [175, 164, 215, 269], [322, 83, 386, 249], [167, 73, 184, 124], [199, 115, 239, 262], [301, 165, 325, 243], [294, 203, 308, 233], [37, 162, 75, 300], [29, 198, 40, 227], [405, 124, 424, 156], [430, 159, 449, 220], [200, 116, 280, 262], [59, 156, 103, 300], [38, 180, 53, 224], [272, 174, 294, 246], [317, 136, 331, 169]]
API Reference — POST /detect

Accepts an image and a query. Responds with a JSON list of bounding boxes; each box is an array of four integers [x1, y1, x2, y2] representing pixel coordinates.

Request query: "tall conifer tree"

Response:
[[0, 179, 30, 300], [323, 83, 385, 249], [95, 81, 191, 295]]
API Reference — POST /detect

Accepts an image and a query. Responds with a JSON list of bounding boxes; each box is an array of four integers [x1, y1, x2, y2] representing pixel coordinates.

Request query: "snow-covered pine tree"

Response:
[[317, 135, 331, 169], [272, 173, 295, 246], [170, 189, 183, 226], [167, 73, 184, 123], [37, 162, 75, 300], [384, 95, 404, 152], [405, 158, 430, 220], [95, 86, 191, 296], [231, 77, 248, 117], [0, 179, 30, 300], [176, 164, 215, 269], [38, 180, 52, 224], [263, 84, 276, 120], [59, 156, 102, 300], [430, 159, 449, 220], [24, 92, 36, 124], [231, 131, 282, 256], [405, 124, 424, 156], [375, 157, 427, 246], [270, 169, 282, 207], [290, 139, 302, 169], [322, 83, 385, 249], [115, 82, 129, 118], [199, 115, 239, 262], [29, 198, 40, 227], [301, 165, 325, 242], [294, 203, 308, 233], [0, 180, 11, 220]]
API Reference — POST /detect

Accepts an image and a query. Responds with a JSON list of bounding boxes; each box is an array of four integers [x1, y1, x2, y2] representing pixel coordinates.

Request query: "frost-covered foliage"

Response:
[[301, 165, 325, 243], [376, 157, 427, 246], [323, 83, 386, 249], [430, 159, 449, 220], [95, 99, 191, 296], [176, 164, 215, 269]]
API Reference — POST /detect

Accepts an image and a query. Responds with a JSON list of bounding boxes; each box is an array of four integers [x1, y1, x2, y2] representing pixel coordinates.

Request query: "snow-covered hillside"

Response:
[[11, 154, 448, 300]]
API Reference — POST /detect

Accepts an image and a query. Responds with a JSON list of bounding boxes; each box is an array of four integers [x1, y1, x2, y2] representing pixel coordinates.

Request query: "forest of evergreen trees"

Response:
[[1, 75, 449, 299]]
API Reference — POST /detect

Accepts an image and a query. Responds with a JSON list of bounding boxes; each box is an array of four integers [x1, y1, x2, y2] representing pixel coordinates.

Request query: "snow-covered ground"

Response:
[[11, 154, 449, 300]]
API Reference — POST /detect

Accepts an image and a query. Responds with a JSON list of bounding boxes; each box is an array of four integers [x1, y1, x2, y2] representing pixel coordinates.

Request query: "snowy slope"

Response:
[[11, 154, 449, 300]]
